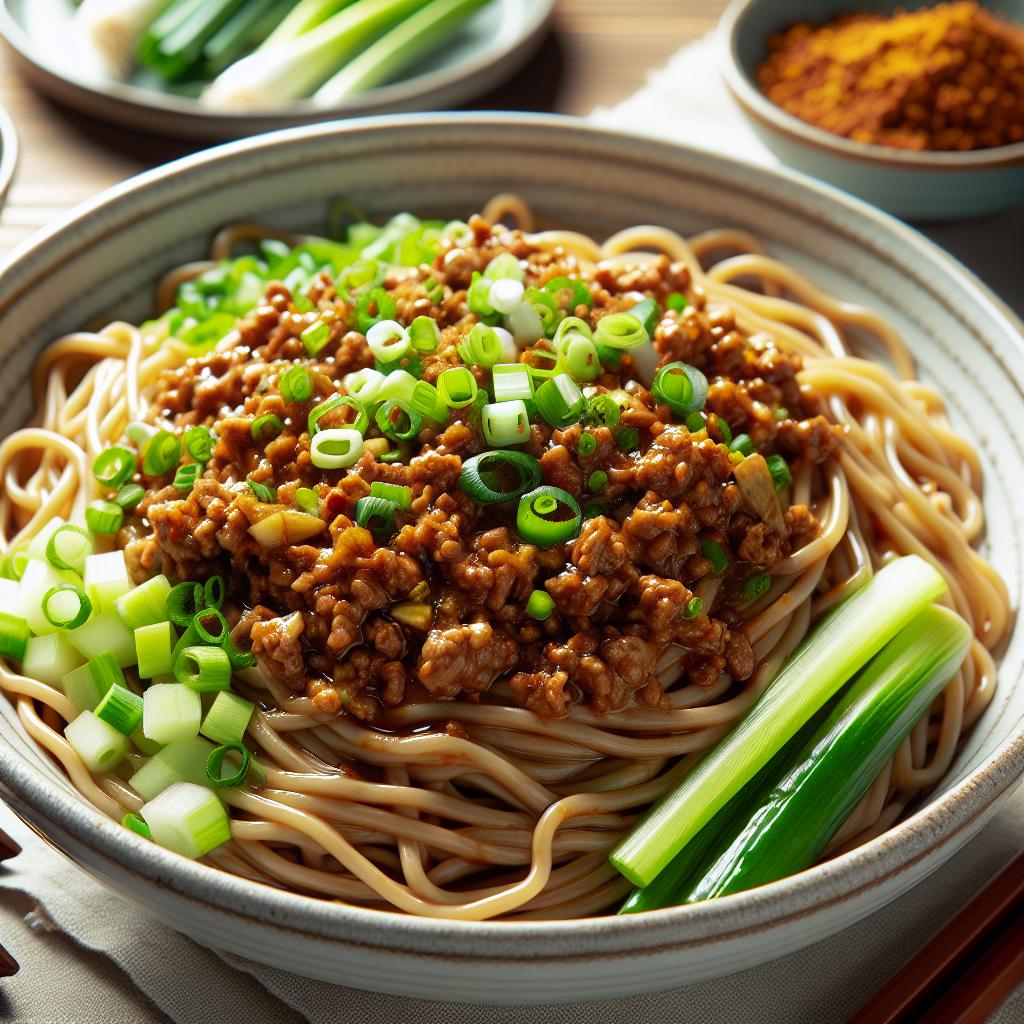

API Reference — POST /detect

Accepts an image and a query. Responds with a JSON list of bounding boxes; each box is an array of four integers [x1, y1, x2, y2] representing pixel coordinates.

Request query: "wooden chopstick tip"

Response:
[[0, 827, 22, 863], [0, 944, 18, 978]]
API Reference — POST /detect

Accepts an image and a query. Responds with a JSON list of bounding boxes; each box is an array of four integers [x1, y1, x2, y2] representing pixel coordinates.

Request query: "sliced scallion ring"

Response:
[[93, 447, 136, 489], [45, 525, 93, 575], [310, 428, 364, 469], [593, 312, 647, 350], [206, 743, 251, 788], [375, 400, 422, 443], [42, 584, 92, 630], [308, 395, 368, 436], [459, 450, 542, 504], [516, 486, 582, 548], [651, 362, 709, 417]]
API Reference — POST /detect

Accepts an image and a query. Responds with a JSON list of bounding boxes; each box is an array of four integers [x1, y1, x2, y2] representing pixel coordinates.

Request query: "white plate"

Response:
[[0, 114, 1021, 1003], [0, 0, 553, 138]]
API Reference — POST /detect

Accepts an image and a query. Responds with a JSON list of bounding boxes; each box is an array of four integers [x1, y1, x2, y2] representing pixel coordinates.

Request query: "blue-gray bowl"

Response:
[[720, 0, 1024, 220]]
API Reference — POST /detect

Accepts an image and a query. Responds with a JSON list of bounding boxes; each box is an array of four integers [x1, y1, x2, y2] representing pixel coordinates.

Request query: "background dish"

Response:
[[0, 114, 1021, 1003], [720, 0, 1024, 220], [0, 99, 16, 212], [0, 0, 553, 139]]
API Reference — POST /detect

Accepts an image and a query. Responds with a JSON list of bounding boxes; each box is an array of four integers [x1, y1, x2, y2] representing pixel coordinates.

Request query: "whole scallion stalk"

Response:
[[201, 0, 432, 109], [261, 0, 359, 47], [139, 0, 249, 81], [610, 555, 947, 889], [199, 0, 302, 78], [75, 0, 173, 77], [314, 0, 489, 101]]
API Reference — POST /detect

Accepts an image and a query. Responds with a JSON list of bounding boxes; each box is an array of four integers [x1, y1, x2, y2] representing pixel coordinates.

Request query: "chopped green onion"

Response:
[[377, 368, 418, 404], [355, 496, 398, 543], [308, 395, 369, 435], [409, 380, 448, 424], [295, 487, 319, 514], [95, 683, 144, 736], [114, 483, 146, 510], [192, 608, 229, 645], [142, 430, 181, 477], [685, 597, 704, 618], [587, 471, 608, 493], [525, 589, 555, 620], [356, 286, 396, 333], [140, 781, 230, 859], [437, 366, 478, 408], [578, 432, 597, 457], [743, 572, 772, 602], [67, 611, 137, 667], [93, 447, 136, 489], [62, 653, 123, 712], [481, 400, 530, 447], [507, 300, 546, 345], [206, 743, 250, 788], [545, 276, 592, 309], [0, 611, 29, 661], [552, 316, 593, 347], [82, 551, 130, 613], [516, 486, 582, 547], [560, 333, 601, 382], [45, 525, 93, 575], [457, 323, 503, 368], [369, 482, 412, 509], [301, 320, 331, 355], [535, 374, 585, 428], [711, 415, 733, 445], [594, 312, 647, 350], [251, 414, 284, 444], [21, 633, 83, 686], [489, 278, 526, 314], [651, 362, 709, 417], [86, 500, 124, 535], [585, 394, 621, 430], [174, 644, 232, 693], [366, 319, 411, 363], [629, 298, 661, 336], [247, 476, 277, 502], [610, 555, 947, 888], [343, 367, 386, 405], [616, 427, 641, 453], [467, 272, 495, 316], [126, 421, 158, 449], [700, 539, 729, 576], [173, 463, 200, 494], [279, 366, 313, 404], [491, 363, 534, 407], [143, 683, 202, 745], [408, 315, 440, 353], [201, 692, 255, 747], [310, 427, 364, 469], [459, 450, 542, 504], [184, 425, 214, 464], [484, 252, 525, 282], [667, 292, 689, 312], [65, 711, 129, 773], [203, 576, 225, 610], [167, 582, 204, 629], [135, 621, 176, 679], [374, 401, 422, 443], [730, 433, 755, 457], [122, 813, 153, 840], [766, 454, 793, 490], [42, 584, 92, 630], [686, 411, 707, 433]]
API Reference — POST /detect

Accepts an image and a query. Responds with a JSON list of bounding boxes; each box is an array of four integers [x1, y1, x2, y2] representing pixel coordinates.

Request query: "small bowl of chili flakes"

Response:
[[720, 0, 1024, 220]]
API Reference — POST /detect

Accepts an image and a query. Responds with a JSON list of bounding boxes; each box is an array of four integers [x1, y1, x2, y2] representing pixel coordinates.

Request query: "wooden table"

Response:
[[0, 0, 724, 255]]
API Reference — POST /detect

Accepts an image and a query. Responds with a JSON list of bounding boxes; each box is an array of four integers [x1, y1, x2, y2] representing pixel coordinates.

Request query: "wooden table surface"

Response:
[[0, 0, 724, 255]]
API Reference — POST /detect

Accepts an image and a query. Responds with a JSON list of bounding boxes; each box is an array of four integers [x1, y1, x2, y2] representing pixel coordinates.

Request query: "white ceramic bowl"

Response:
[[0, 99, 17, 210], [0, 114, 1021, 1005]]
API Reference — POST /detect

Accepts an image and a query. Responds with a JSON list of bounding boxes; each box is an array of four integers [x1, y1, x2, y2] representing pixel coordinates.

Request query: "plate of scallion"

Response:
[[0, 0, 553, 138]]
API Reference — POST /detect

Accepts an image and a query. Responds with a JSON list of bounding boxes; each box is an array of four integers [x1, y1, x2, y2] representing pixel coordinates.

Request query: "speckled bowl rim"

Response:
[[0, 112, 1021, 962], [0, 99, 18, 206], [719, 0, 1024, 171]]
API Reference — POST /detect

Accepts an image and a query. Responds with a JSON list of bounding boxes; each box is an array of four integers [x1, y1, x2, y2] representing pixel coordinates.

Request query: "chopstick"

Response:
[[851, 850, 1024, 1023], [0, 823, 21, 975], [0, 825, 21, 862]]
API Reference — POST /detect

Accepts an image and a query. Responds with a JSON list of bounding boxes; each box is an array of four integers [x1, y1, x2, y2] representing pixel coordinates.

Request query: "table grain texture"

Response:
[[0, 0, 723, 255]]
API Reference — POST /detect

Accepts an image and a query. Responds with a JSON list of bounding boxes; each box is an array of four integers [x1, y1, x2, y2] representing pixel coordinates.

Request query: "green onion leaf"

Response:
[[142, 430, 181, 477], [652, 362, 709, 417], [93, 447, 136, 489], [685, 597, 704, 618], [743, 572, 772, 602], [459, 450, 542, 504], [535, 374, 585, 428], [374, 400, 422, 443], [62, 652, 123, 712], [173, 463, 200, 494], [766, 454, 793, 490], [594, 312, 647, 350], [42, 584, 92, 630], [578, 432, 597, 457], [308, 395, 369, 436], [251, 414, 284, 444], [629, 298, 661, 336], [301, 320, 331, 355], [203, 576, 225, 610], [95, 682, 144, 736], [366, 319, 411, 363], [184, 425, 214, 464], [206, 743, 251, 788], [279, 365, 313, 404], [114, 483, 146, 511], [457, 322, 503, 368], [585, 394, 621, 430], [700, 539, 729, 576], [730, 433, 755, 457], [587, 470, 608, 493], [525, 589, 555, 620], [294, 487, 319, 514], [122, 813, 153, 840], [86, 500, 124, 535], [667, 292, 689, 312], [246, 476, 277, 503], [167, 582, 204, 628], [616, 427, 641, 453], [0, 611, 30, 661], [516, 486, 582, 548], [369, 481, 412, 509]]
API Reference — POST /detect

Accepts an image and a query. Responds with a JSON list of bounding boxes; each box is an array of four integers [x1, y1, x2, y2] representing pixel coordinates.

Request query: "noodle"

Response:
[[0, 199, 1010, 921]]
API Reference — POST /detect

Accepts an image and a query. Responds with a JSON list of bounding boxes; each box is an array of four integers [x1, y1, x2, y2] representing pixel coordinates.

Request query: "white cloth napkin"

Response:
[[3, 32, 1024, 1024]]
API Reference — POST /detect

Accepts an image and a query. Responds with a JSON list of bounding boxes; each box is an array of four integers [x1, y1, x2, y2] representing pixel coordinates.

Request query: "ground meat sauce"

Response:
[[126, 216, 839, 723]]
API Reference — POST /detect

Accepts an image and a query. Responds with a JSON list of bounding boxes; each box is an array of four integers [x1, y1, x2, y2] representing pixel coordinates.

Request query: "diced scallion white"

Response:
[[129, 736, 217, 800], [143, 683, 201, 745], [115, 573, 172, 629], [135, 621, 176, 679], [140, 782, 231, 858], [201, 691, 255, 746], [83, 551, 132, 613], [21, 633, 85, 687], [67, 611, 137, 667], [62, 652, 124, 712], [18, 559, 79, 636], [65, 710, 130, 773]]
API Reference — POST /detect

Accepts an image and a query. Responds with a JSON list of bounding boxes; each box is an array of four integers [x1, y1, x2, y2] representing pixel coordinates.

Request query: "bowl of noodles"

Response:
[[0, 114, 1020, 1003]]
